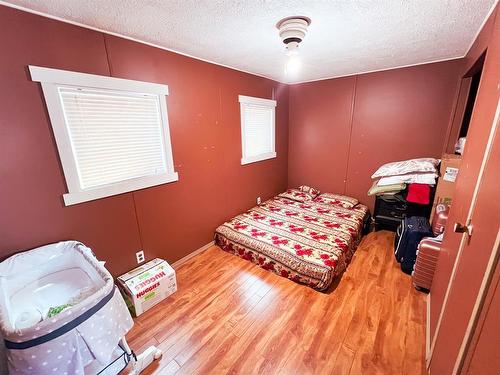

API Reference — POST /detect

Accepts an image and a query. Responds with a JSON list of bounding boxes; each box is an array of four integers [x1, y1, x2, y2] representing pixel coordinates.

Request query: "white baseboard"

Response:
[[171, 241, 214, 269]]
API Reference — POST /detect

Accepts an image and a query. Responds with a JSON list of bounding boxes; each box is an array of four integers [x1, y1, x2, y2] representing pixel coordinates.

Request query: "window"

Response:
[[29, 66, 178, 206], [239, 95, 277, 165]]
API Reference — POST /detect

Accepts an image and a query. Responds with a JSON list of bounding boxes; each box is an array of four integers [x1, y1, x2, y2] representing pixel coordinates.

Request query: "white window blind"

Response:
[[30, 66, 178, 206], [239, 95, 277, 165], [60, 88, 167, 189]]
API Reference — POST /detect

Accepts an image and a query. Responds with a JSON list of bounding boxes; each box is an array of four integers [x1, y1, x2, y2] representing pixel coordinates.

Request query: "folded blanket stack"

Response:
[[368, 158, 440, 203], [367, 180, 406, 196]]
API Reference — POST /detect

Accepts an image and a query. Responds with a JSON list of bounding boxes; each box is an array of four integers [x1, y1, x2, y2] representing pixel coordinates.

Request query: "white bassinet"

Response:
[[0, 241, 160, 374]]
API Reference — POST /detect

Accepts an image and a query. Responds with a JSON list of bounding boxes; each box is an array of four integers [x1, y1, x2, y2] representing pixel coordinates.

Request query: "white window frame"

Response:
[[29, 65, 178, 206], [239, 95, 277, 165]]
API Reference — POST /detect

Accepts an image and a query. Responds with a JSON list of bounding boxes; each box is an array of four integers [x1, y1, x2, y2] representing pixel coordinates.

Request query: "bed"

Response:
[[214, 187, 369, 291]]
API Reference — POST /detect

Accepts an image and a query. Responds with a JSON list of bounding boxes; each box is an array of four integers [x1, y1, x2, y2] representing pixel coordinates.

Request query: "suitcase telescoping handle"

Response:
[[453, 221, 473, 236]]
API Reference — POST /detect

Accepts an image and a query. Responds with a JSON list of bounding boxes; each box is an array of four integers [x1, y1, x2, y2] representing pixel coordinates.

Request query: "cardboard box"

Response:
[[117, 258, 177, 317], [430, 154, 462, 219]]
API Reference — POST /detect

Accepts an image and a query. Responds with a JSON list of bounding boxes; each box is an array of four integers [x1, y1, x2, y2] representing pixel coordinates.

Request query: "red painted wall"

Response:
[[0, 5, 468, 278], [288, 77, 355, 194], [288, 61, 463, 209], [0, 6, 289, 276]]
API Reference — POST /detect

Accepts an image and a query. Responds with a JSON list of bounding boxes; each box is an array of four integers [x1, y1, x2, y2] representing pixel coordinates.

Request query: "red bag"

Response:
[[406, 183, 431, 205]]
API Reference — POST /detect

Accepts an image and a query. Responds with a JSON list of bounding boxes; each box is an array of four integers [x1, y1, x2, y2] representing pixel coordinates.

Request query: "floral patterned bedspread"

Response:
[[214, 195, 369, 291]]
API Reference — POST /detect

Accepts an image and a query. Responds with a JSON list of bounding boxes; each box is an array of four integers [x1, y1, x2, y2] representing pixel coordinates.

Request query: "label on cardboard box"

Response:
[[117, 258, 177, 317], [443, 167, 459, 182]]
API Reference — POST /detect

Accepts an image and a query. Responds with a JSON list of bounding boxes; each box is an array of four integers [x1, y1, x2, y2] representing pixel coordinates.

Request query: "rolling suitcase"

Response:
[[394, 216, 433, 275], [412, 237, 442, 290]]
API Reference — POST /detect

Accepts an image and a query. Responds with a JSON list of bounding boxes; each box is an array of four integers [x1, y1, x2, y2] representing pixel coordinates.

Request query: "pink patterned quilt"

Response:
[[214, 195, 368, 291]]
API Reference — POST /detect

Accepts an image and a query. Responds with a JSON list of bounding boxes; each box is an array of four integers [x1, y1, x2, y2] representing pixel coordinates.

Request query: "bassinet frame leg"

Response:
[[120, 337, 162, 375]]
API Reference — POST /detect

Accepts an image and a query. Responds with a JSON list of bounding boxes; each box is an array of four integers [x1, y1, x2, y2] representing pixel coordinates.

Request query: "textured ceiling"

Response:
[[2, 0, 497, 83]]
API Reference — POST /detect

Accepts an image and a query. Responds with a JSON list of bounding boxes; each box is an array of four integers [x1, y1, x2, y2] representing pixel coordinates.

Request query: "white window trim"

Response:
[[29, 65, 178, 206], [238, 95, 277, 165]]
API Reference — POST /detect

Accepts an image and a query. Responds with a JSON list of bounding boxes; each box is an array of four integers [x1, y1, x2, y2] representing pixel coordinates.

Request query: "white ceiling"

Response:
[[2, 0, 498, 83]]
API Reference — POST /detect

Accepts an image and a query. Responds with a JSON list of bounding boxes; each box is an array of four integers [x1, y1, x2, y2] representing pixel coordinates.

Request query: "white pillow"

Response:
[[371, 158, 439, 179], [377, 173, 437, 186]]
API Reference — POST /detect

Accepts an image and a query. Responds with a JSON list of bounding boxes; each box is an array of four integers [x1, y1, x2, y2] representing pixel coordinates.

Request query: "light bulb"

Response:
[[285, 54, 301, 76]]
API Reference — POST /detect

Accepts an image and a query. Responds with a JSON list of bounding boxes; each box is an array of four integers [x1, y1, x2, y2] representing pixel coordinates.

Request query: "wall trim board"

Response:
[[462, 0, 499, 59], [171, 241, 215, 269], [426, 293, 431, 369], [287, 56, 465, 85], [0, 1, 490, 86], [343, 75, 357, 195], [290, 3, 498, 85], [0, 1, 278, 83], [441, 77, 470, 155]]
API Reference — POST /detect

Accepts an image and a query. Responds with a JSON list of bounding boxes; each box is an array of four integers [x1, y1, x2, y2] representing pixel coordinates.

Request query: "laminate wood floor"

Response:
[[125, 230, 427, 375]]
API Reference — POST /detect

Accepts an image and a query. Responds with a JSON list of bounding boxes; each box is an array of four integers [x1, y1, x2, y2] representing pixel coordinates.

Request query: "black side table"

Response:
[[374, 192, 434, 231]]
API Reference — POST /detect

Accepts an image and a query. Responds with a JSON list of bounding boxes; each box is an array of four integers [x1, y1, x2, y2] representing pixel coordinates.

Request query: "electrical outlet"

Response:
[[257, 196, 262, 205], [136, 250, 145, 264]]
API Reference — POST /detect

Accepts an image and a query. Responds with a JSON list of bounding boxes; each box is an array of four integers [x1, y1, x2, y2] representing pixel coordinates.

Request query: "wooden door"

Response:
[[429, 16, 500, 348], [429, 96, 499, 374]]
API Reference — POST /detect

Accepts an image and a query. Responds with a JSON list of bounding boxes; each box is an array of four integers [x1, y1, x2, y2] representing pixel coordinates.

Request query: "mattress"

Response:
[[215, 195, 368, 291], [9, 268, 98, 330]]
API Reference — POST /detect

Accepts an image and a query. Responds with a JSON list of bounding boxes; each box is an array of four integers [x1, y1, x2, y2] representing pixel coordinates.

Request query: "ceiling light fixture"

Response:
[[276, 16, 311, 77]]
